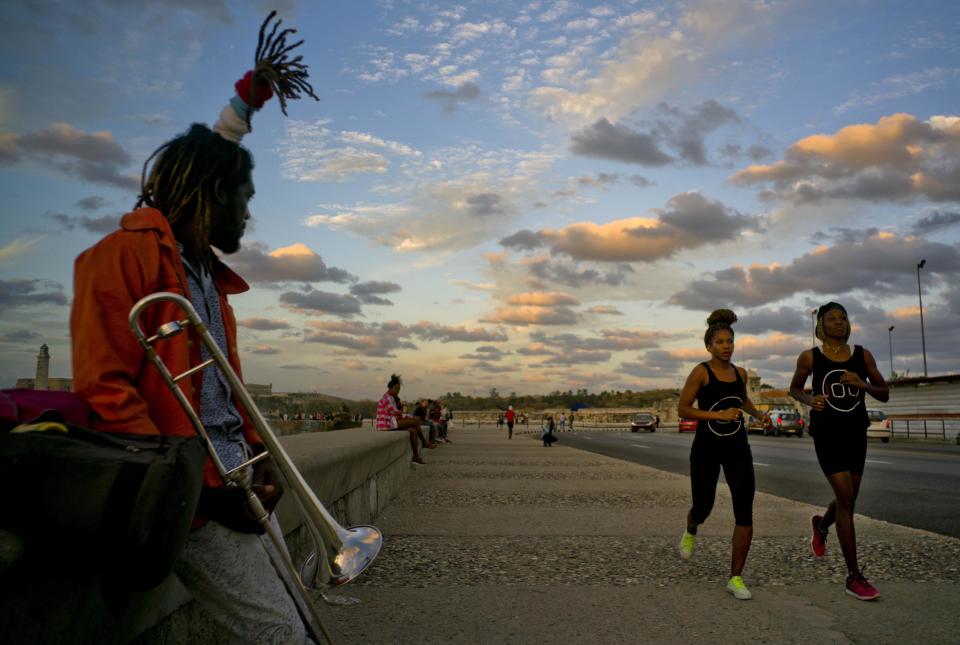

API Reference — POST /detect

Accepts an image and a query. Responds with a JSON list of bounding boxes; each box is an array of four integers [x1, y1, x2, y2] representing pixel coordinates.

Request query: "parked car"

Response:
[[746, 415, 767, 434], [766, 410, 804, 437], [631, 412, 659, 432], [678, 418, 697, 433], [866, 409, 891, 443]]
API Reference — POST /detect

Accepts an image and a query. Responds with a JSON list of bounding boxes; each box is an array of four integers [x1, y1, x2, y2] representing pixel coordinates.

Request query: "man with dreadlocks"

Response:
[[71, 13, 322, 643]]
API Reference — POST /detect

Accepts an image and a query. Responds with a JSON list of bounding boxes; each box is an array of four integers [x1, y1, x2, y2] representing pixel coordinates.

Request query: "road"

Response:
[[556, 427, 960, 538]]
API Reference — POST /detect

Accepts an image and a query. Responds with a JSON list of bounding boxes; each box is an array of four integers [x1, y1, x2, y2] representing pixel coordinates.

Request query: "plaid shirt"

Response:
[[375, 391, 400, 431]]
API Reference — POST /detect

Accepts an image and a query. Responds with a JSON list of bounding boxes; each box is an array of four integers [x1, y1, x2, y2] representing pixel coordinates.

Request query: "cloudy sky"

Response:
[[2, 0, 959, 398]]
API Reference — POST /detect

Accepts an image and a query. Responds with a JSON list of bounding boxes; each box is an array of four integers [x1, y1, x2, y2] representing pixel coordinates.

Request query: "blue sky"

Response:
[[1, 0, 959, 399]]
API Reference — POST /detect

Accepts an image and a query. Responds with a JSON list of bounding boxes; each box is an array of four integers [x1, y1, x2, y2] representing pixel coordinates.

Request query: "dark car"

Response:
[[631, 412, 659, 432], [766, 410, 804, 437], [678, 418, 697, 433]]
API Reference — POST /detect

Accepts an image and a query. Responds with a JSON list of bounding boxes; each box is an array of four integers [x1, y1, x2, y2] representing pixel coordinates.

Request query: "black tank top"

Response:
[[810, 345, 870, 434], [694, 362, 747, 446]]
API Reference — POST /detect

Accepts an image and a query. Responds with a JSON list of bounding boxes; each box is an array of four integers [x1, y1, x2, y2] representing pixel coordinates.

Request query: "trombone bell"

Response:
[[300, 525, 382, 587]]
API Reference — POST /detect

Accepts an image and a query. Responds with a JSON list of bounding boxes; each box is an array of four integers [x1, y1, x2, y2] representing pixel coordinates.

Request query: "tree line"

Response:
[[440, 387, 681, 412]]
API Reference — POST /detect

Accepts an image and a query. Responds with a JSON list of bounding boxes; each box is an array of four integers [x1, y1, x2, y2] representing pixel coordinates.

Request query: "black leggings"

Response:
[[689, 444, 755, 526]]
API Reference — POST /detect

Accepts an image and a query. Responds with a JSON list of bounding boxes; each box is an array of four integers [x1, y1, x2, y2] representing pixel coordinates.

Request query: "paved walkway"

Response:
[[328, 424, 960, 644]]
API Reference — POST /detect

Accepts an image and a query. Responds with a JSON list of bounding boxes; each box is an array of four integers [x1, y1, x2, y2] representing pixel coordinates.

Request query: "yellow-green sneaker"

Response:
[[678, 530, 696, 560], [726, 575, 752, 600]]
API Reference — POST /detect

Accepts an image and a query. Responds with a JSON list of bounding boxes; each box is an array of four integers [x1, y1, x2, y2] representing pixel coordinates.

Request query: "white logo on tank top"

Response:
[[707, 395, 744, 437], [821, 368, 862, 413]]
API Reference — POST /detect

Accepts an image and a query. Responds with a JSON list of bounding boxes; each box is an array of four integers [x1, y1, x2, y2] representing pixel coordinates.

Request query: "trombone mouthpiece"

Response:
[[157, 321, 185, 339]]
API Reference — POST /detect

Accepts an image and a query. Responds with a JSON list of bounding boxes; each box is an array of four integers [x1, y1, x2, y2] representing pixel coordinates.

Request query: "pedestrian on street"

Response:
[[505, 406, 516, 439], [676, 309, 770, 601], [542, 415, 557, 446], [789, 302, 889, 601]]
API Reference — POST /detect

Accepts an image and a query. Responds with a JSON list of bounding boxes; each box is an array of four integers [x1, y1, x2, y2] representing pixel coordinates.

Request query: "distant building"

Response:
[[247, 383, 273, 396], [873, 374, 960, 418], [15, 344, 72, 391], [36, 344, 50, 390], [15, 377, 73, 392]]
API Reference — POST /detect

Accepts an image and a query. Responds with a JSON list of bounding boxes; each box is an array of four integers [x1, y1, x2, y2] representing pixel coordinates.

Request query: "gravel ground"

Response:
[[330, 425, 960, 644], [389, 489, 693, 508], [353, 533, 960, 587]]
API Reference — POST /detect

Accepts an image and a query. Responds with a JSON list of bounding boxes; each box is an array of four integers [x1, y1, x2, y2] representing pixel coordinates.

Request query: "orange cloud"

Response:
[[735, 332, 808, 357], [892, 306, 920, 318], [586, 305, 624, 315], [481, 305, 578, 326], [501, 192, 758, 263], [506, 291, 580, 306], [732, 112, 960, 203], [269, 243, 316, 258], [545, 217, 663, 261]]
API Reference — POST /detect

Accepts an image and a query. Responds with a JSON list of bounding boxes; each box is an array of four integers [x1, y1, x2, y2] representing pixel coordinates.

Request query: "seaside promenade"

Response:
[[329, 423, 960, 644]]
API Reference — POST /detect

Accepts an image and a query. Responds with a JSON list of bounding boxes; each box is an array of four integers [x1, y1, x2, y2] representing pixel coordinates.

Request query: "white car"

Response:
[[866, 409, 890, 443]]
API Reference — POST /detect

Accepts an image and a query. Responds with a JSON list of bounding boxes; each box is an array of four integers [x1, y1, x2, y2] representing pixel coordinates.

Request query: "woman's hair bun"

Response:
[[706, 308, 737, 327]]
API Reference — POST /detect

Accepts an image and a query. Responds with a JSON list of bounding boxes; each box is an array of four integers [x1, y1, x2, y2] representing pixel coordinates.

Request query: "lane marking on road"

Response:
[[753, 462, 772, 467], [865, 459, 892, 464], [632, 444, 651, 449]]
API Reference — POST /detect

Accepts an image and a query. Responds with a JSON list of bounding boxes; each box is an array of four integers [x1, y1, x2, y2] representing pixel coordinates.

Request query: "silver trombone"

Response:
[[129, 292, 382, 644]]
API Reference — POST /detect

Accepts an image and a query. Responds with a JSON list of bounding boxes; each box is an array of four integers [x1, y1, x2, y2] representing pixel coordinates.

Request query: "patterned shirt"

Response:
[[180, 249, 247, 471], [375, 391, 400, 431]]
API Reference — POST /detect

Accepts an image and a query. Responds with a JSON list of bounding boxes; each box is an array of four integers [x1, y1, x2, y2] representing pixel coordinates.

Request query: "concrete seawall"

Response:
[[0, 427, 410, 645]]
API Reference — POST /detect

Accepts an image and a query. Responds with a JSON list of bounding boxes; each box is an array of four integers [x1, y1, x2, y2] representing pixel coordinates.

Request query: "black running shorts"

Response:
[[813, 429, 867, 476]]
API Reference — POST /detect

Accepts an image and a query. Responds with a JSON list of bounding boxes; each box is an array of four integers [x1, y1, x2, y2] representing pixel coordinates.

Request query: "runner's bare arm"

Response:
[[840, 348, 890, 402], [789, 349, 826, 409]]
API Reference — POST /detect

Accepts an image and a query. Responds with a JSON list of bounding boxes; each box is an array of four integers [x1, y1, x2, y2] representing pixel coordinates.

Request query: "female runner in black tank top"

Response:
[[789, 302, 888, 601], [677, 309, 771, 600]]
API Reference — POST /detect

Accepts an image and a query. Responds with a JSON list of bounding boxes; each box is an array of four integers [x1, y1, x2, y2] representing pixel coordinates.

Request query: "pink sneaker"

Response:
[[811, 515, 827, 557], [845, 572, 880, 600]]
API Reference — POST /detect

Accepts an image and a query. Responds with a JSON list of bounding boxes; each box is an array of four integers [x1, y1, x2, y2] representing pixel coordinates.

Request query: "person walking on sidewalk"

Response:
[[789, 302, 889, 601], [505, 406, 516, 439], [676, 309, 770, 601]]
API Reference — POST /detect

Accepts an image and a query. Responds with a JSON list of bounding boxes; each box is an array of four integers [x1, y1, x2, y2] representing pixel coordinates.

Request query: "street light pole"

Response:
[[887, 325, 895, 380], [916, 259, 928, 377]]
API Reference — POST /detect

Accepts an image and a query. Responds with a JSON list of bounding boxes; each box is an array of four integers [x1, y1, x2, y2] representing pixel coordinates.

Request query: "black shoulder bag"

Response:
[[0, 421, 205, 591]]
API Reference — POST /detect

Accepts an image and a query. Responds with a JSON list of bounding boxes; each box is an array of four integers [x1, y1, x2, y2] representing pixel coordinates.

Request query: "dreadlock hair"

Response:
[[248, 11, 320, 130], [704, 308, 738, 346], [388, 373, 403, 389], [137, 124, 254, 273], [815, 301, 850, 342]]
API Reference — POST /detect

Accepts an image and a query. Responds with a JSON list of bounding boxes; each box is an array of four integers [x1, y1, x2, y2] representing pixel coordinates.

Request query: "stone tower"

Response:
[[35, 344, 50, 390]]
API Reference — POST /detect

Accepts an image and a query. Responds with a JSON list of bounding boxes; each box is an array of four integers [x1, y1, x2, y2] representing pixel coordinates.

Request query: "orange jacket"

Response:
[[71, 207, 261, 488]]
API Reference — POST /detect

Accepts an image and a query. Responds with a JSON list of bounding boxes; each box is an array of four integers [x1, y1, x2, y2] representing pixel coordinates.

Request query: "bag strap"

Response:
[[69, 425, 169, 452], [0, 391, 18, 431]]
